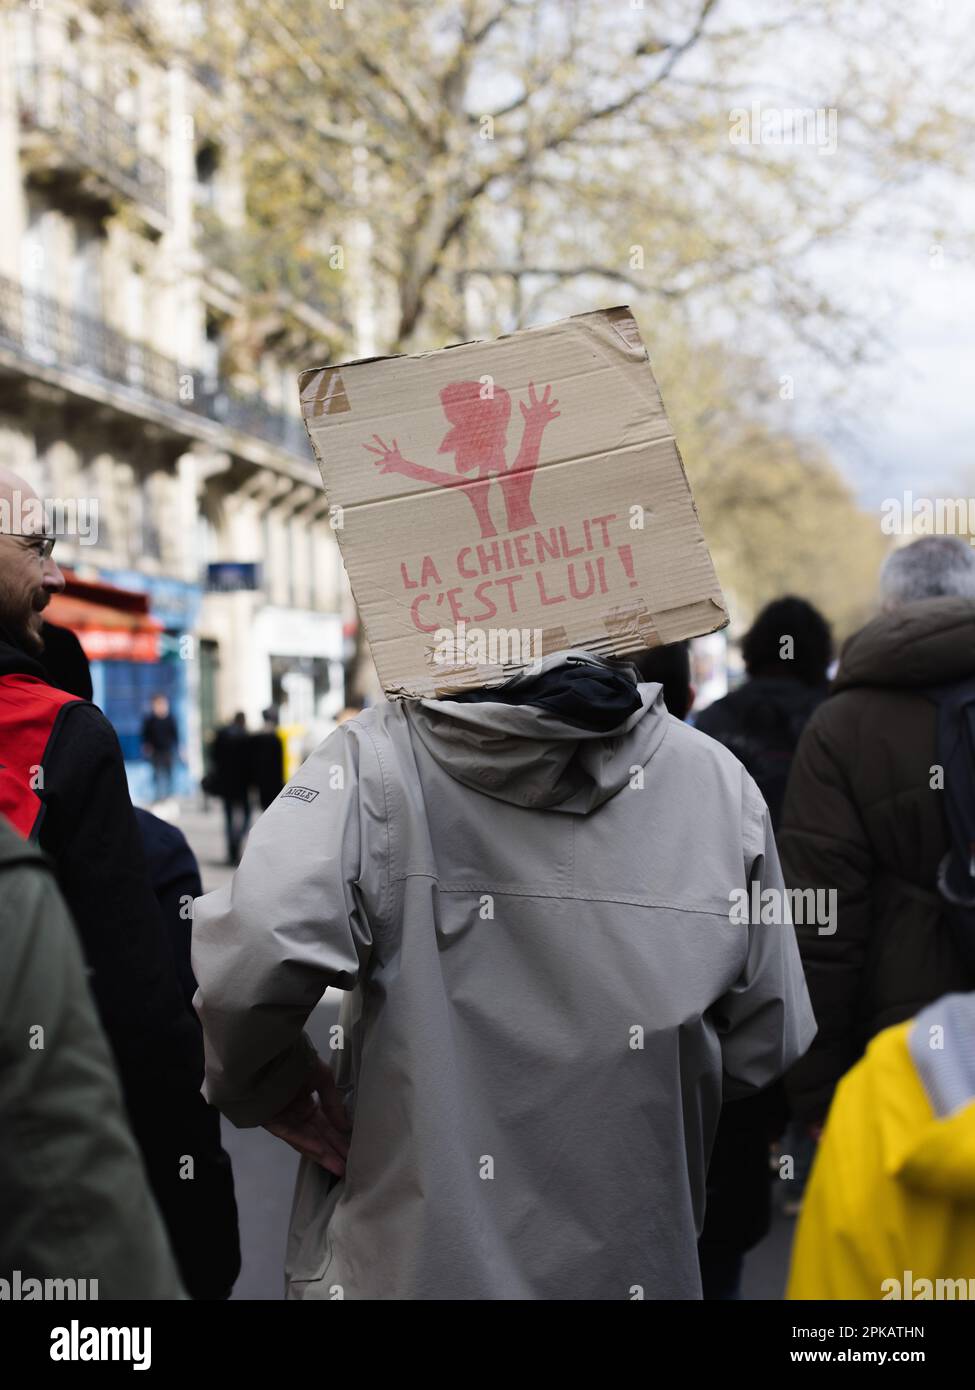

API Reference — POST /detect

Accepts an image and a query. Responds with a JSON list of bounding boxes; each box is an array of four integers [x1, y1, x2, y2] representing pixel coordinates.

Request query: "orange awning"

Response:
[[46, 583, 164, 663]]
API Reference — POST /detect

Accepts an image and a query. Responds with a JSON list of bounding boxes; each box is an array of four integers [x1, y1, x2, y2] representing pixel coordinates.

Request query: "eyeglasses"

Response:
[[3, 533, 57, 561]]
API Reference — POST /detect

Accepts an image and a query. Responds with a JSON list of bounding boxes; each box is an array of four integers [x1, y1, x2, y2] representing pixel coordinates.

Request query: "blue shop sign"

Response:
[[206, 562, 262, 593]]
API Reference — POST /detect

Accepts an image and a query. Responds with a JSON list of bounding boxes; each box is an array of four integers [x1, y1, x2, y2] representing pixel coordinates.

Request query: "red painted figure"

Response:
[[363, 380, 560, 539]]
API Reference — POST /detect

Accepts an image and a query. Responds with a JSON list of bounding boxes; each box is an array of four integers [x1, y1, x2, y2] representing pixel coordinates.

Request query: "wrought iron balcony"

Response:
[[16, 66, 168, 220], [0, 275, 310, 460]]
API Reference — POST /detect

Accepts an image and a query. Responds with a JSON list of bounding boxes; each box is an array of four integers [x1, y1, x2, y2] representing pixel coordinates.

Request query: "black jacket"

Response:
[[249, 730, 285, 811], [694, 676, 825, 1268], [135, 807, 204, 1015], [0, 634, 240, 1298], [695, 676, 828, 829], [141, 712, 179, 756], [210, 724, 251, 801]]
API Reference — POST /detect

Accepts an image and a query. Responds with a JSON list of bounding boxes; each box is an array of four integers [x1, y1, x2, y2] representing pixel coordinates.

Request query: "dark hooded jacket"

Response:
[[0, 631, 239, 1298], [692, 674, 826, 1266], [778, 598, 975, 1122], [694, 676, 827, 830]]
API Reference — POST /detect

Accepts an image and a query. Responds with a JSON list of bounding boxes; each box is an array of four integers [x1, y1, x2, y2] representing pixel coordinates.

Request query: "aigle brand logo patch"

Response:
[[282, 785, 319, 803]]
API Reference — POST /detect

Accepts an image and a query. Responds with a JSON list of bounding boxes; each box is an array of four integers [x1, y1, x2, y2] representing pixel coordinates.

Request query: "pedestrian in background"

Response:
[[624, 641, 694, 721], [693, 597, 833, 1293], [210, 712, 252, 865], [695, 596, 832, 825], [141, 692, 180, 803], [780, 536, 975, 1130], [250, 705, 285, 811]]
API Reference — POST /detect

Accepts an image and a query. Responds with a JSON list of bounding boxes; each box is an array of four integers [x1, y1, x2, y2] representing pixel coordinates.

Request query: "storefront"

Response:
[[45, 571, 169, 801], [93, 569, 203, 800], [251, 605, 345, 774]]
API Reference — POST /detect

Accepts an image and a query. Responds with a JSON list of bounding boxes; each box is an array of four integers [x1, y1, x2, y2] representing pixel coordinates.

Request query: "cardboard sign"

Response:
[[299, 306, 728, 698]]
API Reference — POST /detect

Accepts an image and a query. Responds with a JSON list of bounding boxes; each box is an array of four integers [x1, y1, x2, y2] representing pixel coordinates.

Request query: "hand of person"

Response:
[[263, 1054, 352, 1177], [519, 381, 560, 426], [363, 434, 411, 474]]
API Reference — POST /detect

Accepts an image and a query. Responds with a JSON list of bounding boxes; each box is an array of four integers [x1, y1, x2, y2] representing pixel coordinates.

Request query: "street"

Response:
[[175, 796, 795, 1301]]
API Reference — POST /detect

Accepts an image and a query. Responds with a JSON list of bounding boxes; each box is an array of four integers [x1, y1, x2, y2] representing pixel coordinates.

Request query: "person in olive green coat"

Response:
[[0, 818, 185, 1300]]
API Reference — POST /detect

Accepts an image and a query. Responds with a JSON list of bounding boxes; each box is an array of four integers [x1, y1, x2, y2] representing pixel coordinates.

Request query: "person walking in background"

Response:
[[0, 815, 186, 1301], [692, 596, 834, 1289], [211, 712, 252, 865], [141, 693, 180, 804], [624, 641, 694, 721], [193, 648, 815, 1300], [250, 706, 285, 811], [695, 596, 833, 825], [780, 536, 975, 1134]]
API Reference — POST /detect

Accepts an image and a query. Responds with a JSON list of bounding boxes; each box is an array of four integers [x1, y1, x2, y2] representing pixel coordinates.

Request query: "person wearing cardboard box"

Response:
[[193, 647, 816, 1299], [194, 310, 815, 1299]]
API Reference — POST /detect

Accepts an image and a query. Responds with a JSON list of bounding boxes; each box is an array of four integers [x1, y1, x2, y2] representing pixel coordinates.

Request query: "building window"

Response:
[[71, 218, 104, 317], [195, 141, 220, 209], [141, 473, 162, 561], [202, 313, 224, 393]]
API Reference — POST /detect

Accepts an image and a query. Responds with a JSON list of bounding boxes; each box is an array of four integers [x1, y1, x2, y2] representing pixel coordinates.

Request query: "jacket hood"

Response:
[[873, 995, 975, 1201], [833, 598, 975, 693], [404, 650, 670, 814], [0, 629, 48, 681]]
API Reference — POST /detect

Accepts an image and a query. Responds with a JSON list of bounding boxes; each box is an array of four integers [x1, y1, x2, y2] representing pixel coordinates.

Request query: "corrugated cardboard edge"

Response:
[[296, 305, 636, 414]]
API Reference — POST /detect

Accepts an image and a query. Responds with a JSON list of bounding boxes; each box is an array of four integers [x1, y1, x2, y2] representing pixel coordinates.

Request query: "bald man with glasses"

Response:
[[0, 468, 240, 1301]]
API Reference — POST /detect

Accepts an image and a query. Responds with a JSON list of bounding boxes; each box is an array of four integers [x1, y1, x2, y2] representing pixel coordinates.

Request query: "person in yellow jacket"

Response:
[[788, 992, 975, 1300]]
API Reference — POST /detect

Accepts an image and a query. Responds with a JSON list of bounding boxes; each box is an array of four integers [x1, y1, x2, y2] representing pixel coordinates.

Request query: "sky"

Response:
[[829, 248, 975, 513]]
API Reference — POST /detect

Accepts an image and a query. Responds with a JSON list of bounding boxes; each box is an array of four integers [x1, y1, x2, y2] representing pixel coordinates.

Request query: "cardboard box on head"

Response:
[[299, 306, 728, 698]]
